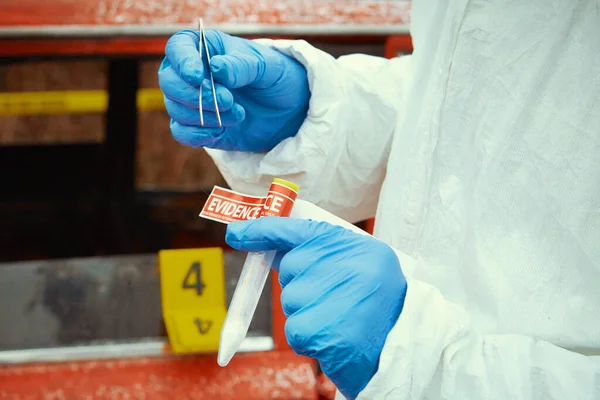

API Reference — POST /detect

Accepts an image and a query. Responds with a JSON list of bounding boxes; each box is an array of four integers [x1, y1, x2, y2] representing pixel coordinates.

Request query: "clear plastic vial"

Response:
[[217, 179, 299, 367]]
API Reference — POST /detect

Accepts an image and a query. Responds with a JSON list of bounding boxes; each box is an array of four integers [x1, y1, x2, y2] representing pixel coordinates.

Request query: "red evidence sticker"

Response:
[[199, 183, 298, 224], [261, 181, 297, 218]]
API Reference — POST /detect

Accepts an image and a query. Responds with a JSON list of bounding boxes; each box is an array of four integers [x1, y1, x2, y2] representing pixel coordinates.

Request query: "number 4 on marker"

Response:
[[182, 262, 206, 295]]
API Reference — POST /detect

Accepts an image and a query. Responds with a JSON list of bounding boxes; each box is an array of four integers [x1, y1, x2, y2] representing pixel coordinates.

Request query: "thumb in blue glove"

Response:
[[226, 217, 407, 400], [158, 30, 310, 152]]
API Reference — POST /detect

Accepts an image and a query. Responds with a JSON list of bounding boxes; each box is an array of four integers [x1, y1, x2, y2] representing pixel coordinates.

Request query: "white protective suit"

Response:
[[206, 0, 600, 398]]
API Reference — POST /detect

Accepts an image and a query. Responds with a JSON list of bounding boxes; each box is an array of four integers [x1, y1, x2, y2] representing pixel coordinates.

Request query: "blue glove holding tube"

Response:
[[226, 217, 407, 400], [158, 30, 310, 152]]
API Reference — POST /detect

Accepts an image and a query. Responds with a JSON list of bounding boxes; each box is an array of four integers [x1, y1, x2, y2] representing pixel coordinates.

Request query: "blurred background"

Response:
[[0, 1, 413, 398]]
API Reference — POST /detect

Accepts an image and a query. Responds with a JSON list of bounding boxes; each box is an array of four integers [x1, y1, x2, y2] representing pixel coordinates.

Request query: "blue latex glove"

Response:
[[158, 30, 310, 152], [226, 217, 407, 400]]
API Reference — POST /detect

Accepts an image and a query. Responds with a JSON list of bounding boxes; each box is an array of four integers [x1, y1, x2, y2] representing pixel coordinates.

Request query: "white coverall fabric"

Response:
[[205, 0, 600, 398]]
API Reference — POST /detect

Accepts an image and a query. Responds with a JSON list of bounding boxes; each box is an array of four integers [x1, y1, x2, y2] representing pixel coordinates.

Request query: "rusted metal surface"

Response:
[[0, 0, 411, 28], [317, 373, 337, 400], [0, 252, 271, 352], [271, 271, 289, 350], [0, 351, 318, 399], [384, 34, 413, 58]]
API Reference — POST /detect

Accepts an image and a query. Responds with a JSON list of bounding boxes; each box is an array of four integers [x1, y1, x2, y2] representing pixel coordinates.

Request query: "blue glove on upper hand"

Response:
[[226, 217, 407, 400], [158, 30, 310, 152]]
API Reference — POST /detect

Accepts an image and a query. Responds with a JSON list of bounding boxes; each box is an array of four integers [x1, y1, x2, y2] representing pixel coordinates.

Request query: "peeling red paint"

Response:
[[0, 351, 318, 399], [0, 0, 411, 27], [317, 373, 337, 400]]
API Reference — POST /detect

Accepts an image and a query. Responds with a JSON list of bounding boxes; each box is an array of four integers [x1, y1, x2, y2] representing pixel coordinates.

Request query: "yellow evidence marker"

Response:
[[159, 247, 227, 354]]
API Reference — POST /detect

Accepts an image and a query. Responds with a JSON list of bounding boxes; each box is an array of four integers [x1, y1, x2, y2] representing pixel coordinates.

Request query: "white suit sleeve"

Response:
[[356, 277, 600, 400], [205, 40, 413, 223]]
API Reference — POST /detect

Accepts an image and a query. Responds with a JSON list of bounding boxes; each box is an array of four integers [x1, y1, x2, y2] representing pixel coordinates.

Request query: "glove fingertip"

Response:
[[225, 220, 252, 249], [210, 56, 236, 87], [158, 57, 171, 73], [210, 56, 226, 73], [181, 60, 204, 86], [169, 119, 189, 144], [216, 87, 234, 110], [170, 120, 203, 148], [232, 103, 246, 122]]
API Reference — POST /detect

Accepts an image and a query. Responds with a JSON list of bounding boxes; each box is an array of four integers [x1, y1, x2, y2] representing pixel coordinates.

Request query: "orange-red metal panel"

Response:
[[384, 34, 413, 59], [365, 218, 375, 235], [0, 35, 391, 57], [271, 270, 290, 350], [0, 351, 318, 399], [317, 373, 337, 400], [0, 0, 409, 26], [0, 38, 169, 57]]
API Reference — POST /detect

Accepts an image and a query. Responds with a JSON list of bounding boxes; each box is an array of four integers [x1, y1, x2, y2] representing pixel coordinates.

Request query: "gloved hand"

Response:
[[226, 217, 407, 400], [158, 30, 311, 152]]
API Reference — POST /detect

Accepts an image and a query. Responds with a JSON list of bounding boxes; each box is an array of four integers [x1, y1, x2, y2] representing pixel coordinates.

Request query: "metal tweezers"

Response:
[[198, 18, 222, 127]]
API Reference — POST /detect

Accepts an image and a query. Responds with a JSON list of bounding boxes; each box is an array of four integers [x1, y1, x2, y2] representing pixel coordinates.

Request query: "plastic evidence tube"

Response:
[[217, 178, 299, 367]]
